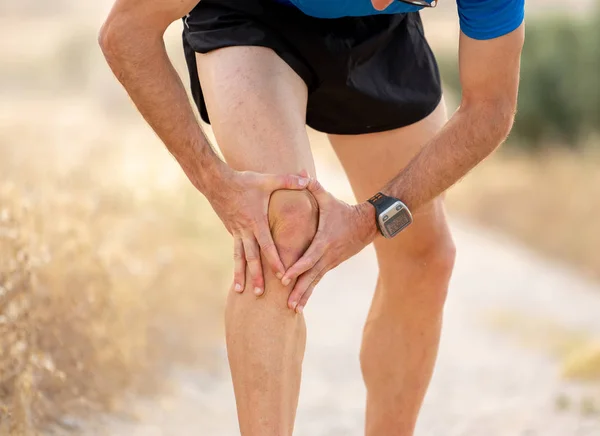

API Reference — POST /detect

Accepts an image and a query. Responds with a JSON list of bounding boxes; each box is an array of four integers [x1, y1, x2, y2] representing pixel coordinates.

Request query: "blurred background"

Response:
[[0, 0, 599, 435]]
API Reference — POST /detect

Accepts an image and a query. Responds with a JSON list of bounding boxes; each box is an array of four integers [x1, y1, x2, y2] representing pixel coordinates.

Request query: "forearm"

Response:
[[99, 19, 225, 195], [383, 103, 514, 211]]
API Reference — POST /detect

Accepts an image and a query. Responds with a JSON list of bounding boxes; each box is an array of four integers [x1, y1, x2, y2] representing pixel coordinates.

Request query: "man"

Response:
[[99, 0, 524, 434]]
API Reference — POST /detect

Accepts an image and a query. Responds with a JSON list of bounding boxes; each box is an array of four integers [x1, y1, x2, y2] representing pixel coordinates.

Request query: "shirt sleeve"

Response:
[[456, 0, 525, 40]]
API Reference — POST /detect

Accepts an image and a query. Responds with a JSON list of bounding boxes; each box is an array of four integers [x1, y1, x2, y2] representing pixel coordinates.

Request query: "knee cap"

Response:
[[268, 190, 318, 251]]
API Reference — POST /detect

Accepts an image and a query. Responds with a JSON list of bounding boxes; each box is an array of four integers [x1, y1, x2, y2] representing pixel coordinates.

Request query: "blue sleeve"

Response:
[[457, 0, 525, 40]]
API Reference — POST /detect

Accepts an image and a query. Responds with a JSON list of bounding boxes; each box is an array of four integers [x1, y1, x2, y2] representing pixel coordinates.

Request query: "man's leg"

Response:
[[195, 46, 317, 435], [329, 101, 455, 436]]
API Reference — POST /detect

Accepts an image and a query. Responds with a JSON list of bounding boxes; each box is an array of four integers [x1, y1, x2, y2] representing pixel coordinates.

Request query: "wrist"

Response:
[[195, 156, 230, 199], [356, 201, 379, 245], [173, 137, 229, 197]]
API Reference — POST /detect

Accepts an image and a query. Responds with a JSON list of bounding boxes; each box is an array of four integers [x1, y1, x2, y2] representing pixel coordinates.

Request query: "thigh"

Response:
[[328, 100, 452, 267], [196, 46, 316, 176]]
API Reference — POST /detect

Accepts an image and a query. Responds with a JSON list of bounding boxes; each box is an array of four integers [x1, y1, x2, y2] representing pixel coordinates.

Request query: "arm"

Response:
[[280, 24, 525, 311], [99, 0, 310, 292], [378, 24, 525, 217], [99, 0, 226, 193]]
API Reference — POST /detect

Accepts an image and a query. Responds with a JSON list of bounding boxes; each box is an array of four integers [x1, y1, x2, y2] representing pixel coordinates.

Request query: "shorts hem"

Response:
[[308, 92, 443, 135]]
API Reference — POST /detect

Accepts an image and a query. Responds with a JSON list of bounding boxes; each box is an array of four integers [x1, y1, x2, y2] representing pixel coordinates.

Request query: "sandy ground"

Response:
[[80, 153, 600, 436]]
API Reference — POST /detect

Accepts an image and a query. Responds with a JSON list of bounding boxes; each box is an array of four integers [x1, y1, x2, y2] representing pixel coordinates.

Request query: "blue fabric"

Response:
[[271, 0, 524, 40]]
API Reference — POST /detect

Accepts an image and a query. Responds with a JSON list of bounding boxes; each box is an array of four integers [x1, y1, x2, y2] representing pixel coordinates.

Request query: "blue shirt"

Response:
[[272, 0, 524, 40]]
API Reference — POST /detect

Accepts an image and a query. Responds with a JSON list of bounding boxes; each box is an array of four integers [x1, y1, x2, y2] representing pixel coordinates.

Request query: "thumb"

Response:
[[306, 178, 327, 200], [298, 168, 310, 178], [268, 173, 310, 190]]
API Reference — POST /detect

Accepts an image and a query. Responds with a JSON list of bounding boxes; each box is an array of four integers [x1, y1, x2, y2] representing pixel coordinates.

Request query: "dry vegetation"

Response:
[[447, 146, 600, 280], [0, 7, 234, 433], [0, 96, 230, 435], [487, 310, 600, 381]]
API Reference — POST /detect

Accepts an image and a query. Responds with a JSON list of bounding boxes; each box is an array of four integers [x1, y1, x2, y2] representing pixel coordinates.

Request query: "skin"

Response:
[[99, 0, 524, 434], [98, 0, 309, 297], [195, 46, 316, 434], [329, 101, 455, 435], [282, 24, 525, 313]]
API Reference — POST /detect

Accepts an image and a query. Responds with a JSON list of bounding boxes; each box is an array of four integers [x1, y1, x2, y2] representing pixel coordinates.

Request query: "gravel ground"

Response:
[[88, 161, 600, 436]]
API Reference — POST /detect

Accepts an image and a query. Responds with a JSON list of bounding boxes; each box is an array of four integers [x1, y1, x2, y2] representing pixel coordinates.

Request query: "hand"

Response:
[[206, 167, 310, 296], [281, 179, 378, 313]]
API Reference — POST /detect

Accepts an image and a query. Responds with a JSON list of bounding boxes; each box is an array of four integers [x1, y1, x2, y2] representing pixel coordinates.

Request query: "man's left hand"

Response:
[[281, 179, 378, 313]]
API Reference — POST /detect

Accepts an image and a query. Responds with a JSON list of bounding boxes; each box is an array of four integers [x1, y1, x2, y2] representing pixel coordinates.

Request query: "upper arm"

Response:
[[103, 0, 200, 34], [457, 0, 524, 41], [459, 23, 524, 117], [457, 0, 525, 113]]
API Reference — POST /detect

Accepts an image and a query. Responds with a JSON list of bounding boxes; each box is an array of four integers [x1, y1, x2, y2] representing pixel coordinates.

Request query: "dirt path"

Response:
[[90, 159, 600, 436]]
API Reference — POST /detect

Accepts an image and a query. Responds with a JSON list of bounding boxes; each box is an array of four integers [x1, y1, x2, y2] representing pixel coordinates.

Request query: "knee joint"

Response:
[[421, 237, 456, 279], [411, 237, 456, 305], [380, 234, 456, 306], [268, 190, 318, 265]]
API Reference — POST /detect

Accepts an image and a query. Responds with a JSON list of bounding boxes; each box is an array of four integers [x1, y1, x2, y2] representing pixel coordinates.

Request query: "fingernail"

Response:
[[299, 177, 309, 187], [282, 277, 291, 287], [275, 272, 283, 280], [290, 301, 297, 311], [234, 283, 243, 293], [254, 287, 263, 296], [296, 305, 304, 314]]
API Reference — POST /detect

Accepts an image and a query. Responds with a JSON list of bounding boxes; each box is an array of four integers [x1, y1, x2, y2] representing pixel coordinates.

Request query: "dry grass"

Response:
[[447, 146, 600, 280], [487, 310, 600, 414], [0, 10, 234, 432], [486, 310, 600, 380], [0, 99, 231, 434], [0, 11, 232, 434]]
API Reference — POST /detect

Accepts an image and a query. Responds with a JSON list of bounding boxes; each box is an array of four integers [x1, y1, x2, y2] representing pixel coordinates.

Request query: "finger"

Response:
[[255, 220, 285, 279], [281, 236, 326, 286], [232, 235, 246, 293], [296, 269, 327, 313], [266, 173, 310, 191], [305, 178, 328, 201], [287, 262, 326, 312], [298, 168, 310, 178], [241, 235, 265, 296]]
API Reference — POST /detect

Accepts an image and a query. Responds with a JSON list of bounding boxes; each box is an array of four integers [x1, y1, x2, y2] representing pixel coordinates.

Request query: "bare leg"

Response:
[[329, 102, 456, 436], [226, 190, 317, 435], [196, 46, 317, 435]]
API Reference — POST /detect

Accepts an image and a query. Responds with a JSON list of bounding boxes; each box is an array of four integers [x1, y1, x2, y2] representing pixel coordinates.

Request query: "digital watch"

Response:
[[367, 192, 413, 239]]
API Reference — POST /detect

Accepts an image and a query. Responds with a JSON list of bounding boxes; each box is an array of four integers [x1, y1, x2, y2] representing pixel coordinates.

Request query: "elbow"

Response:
[[98, 18, 120, 63], [462, 97, 517, 149], [493, 101, 517, 144], [99, 14, 164, 69], [98, 14, 134, 65], [485, 104, 515, 153]]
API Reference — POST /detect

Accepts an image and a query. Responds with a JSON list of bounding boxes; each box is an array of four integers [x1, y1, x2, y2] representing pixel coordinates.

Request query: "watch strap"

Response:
[[367, 192, 397, 212], [367, 192, 397, 236]]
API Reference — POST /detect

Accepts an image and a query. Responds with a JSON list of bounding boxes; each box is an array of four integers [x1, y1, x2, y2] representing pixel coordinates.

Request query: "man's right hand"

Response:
[[98, 0, 310, 296], [206, 168, 310, 297]]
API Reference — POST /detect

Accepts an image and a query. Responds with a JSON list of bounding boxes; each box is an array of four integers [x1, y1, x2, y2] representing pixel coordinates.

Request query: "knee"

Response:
[[412, 235, 456, 306], [418, 236, 456, 283], [380, 232, 456, 307], [268, 190, 319, 267]]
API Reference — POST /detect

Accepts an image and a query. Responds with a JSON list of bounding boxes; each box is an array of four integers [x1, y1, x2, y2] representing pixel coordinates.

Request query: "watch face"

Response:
[[379, 202, 412, 238], [383, 210, 411, 237]]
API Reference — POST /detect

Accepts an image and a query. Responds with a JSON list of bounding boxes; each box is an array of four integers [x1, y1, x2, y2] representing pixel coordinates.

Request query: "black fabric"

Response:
[[368, 192, 398, 211], [182, 0, 442, 135]]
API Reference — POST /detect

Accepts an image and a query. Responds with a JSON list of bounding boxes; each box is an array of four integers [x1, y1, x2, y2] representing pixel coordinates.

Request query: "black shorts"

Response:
[[182, 0, 441, 135]]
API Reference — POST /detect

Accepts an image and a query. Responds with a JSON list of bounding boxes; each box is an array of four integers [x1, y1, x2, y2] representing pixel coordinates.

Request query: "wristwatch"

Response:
[[367, 192, 413, 239]]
